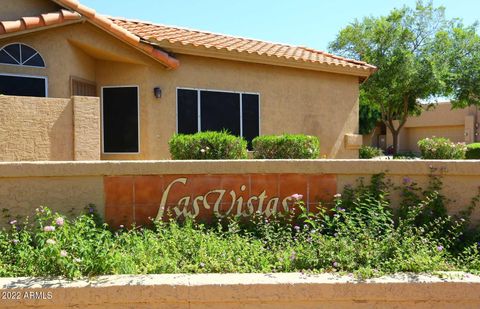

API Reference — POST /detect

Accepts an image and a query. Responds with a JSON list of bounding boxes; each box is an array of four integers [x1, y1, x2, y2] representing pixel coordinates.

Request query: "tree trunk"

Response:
[[383, 121, 401, 155], [392, 129, 399, 155], [368, 126, 377, 146]]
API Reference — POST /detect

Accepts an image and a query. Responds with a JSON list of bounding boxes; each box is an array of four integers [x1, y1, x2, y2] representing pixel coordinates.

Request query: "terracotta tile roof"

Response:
[[50, 0, 180, 69], [1, 0, 375, 76], [110, 18, 377, 76], [0, 9, 81, 35]]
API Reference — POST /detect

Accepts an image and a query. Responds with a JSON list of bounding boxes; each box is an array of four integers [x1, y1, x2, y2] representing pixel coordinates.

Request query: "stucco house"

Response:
[[363, 102, 478, 154], [0, 0, 376, 161]]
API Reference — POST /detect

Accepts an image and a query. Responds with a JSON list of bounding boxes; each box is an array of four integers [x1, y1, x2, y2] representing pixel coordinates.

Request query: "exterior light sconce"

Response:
[[154, 87, 162, 99]]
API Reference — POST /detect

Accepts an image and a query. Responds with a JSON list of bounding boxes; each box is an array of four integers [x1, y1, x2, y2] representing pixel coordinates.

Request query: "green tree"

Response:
[[329, 1, 449, 154], [359, 89, 381, 135], [436, 23, 480, 108]]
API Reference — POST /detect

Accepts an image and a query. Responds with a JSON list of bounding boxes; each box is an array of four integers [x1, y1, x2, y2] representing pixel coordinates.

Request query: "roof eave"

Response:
[[149, 40, 376, 78], [50, 0, 179, 69], [0, 18, 84, 40]]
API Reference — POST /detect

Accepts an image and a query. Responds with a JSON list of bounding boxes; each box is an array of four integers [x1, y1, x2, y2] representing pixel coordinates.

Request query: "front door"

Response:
[[102, 86, 139, 154]]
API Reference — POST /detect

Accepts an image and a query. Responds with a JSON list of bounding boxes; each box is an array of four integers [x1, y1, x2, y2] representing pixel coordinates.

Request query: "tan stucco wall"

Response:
[[72, 96, 101, 160], [0, 176, 104, 224], [0, 0, 60, 21], [0, 24, 98, 98], [96, 50, 361, 160], [1, 22, 362, 159], [385, 103, 479, 153], [0, 95, 73, 161], [403, 125, 465, 153], [1, 160, 480, 227], [1, 273, 480, 309], [0, 95, 100, 161]]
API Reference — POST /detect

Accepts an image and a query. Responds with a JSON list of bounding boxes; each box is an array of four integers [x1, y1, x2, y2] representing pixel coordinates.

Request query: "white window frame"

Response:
[[0, 73, 48, 97], [175, 87, 261, 138], [101, 85, 141, 155], [0, 42, 46, 68]]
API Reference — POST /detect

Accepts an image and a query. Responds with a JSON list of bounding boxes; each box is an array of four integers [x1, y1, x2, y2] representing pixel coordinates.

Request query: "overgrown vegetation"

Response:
[[466, 143, 480, 159], [1, 174, 479, 280], [169, 131, 248, 160], [359, 145, 383, 159], [252, 134, 320, 159], [417, 137, 467, 159]]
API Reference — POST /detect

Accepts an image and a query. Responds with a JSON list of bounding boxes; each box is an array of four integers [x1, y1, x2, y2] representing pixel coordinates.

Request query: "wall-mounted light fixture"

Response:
[[154, 87, 162, 99]]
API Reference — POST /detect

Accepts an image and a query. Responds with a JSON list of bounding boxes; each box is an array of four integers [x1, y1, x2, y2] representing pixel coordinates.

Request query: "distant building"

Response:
[[363, 102, 479, 154]]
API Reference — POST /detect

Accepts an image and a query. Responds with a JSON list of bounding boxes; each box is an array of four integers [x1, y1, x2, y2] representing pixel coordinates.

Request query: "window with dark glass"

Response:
[[0, 74, 46, 97], [177, 89, 198, 134], [102, 87, 139, 153], [0, 43, 45, 67], [0, 44, 47, 97], [177, 88, 260, 147]]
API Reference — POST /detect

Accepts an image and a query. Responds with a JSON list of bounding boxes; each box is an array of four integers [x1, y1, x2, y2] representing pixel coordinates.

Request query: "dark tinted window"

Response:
[[103, 87, 139, 153], [177, 88, 259, 142], [0, 50, 17, 65], [201, 91, 240, 135], [242, 94, 260, 148], [177, 89, 198, 134], [4, 44, 20, 62], [0, 75, 46, 97], [23, 54, 45, 67], [0, 43, 45, 67], [20, 45, 37, 63]]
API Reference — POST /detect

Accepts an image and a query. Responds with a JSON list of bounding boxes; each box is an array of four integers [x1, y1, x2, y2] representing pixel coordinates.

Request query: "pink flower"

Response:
[[46, 239, 56, 245], [55, 217, 64, 226], [60, 250, 68, 257], [9, 220, 17, 225], [291, 193, 303, 201], [43, 225, 55, 232]]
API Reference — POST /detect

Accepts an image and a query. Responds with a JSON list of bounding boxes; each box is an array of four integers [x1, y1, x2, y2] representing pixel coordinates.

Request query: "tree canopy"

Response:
[[329, 1, 457, 153], [436, 22, 480, 108]]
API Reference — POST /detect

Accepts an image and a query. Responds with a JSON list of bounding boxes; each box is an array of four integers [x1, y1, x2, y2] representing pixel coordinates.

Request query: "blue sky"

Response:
[[81, 0, 479, 52]]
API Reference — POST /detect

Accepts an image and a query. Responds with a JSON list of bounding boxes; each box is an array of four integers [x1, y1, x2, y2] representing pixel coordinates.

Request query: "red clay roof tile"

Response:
[[51, 0, 180, 69], [109, 17, 376, 75], [0, 9, 81, 35], [1, 0, 375, 75]]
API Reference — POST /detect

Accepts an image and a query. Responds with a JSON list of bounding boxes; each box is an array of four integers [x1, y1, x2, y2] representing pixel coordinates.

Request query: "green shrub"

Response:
[[169, 131, 248, 160], [252, 134, 320, 159], [393, 151, 418, 160], [417, 137, 466, 159], [466, 143, 480, 159], [359, 145, 384, 159]]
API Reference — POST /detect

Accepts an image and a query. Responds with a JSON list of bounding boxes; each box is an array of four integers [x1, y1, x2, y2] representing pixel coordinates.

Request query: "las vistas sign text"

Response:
[[104, 174, 337, 227]]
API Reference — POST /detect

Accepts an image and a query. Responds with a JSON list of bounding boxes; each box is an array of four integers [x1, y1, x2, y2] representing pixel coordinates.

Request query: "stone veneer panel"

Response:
[[104, 174, 337, 227]]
